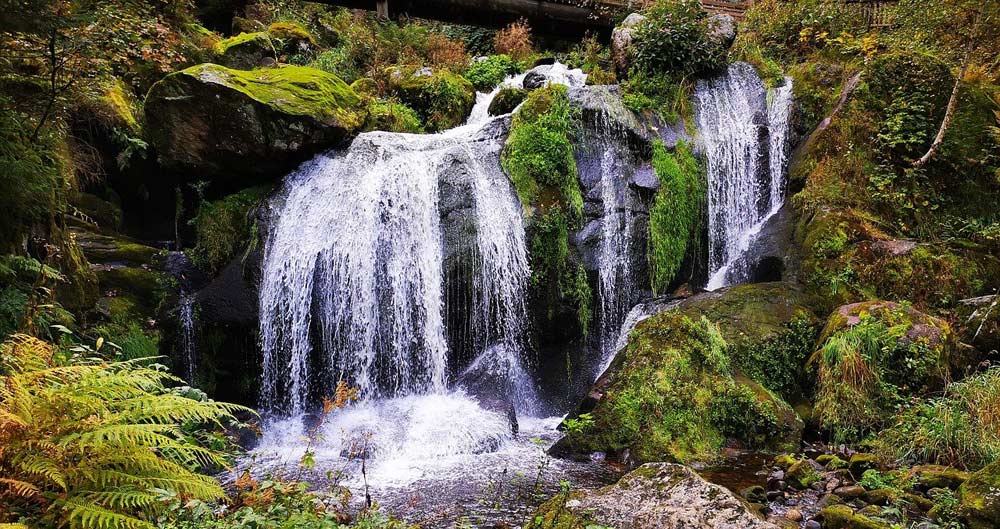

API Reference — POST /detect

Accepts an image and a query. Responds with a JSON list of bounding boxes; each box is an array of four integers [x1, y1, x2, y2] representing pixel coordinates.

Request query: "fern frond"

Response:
[[13, 454, 67, 490], [77, 490, 159, 510], [61, 497, 155, 529], [0, 477, 41, 500]]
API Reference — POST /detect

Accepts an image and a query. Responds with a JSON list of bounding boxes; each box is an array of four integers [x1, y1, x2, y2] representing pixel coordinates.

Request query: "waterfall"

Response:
[[259, 101, 542, 415], [695, 62, 794, 289], [178, 294, 197, 383]]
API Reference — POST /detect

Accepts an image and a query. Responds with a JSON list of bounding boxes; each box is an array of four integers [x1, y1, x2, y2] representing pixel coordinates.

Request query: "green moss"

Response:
[[526, 492, 589, 529], [563, 313, 801, 463], [386, 66, 475, 132], [215, 31, 272, 55], [502, 86, 590, 334], [787, 458, 822, 489], [350, 77, 378, 97], [648, 140, 703, 294], [363, 99, 422, 133], [267, 21, 314, 43], [820, 505, 892, 529], [164, 63, 365, 130], [958, 459, 1000, 529], [189, 186, 271, 274], [811, 302, 953, 443], [729, 316, 818, 403], [487, 87, 527, 116], [100, 79, 142, 133]]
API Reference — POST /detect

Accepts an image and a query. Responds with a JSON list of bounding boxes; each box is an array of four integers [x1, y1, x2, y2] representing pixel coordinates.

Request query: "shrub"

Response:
[[493, 20, 534, 63], [875, 368, 1000, 471], [0, 334, 249, 529], [425, 33, 468, 72], [647, 140, 703, 294], [631, 0, 726, 77], [463, 54, 518, 92]]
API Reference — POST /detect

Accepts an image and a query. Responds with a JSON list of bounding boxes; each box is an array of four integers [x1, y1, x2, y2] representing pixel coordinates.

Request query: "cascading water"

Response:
[[695, 62, 794, 290], [178, 294, 197, 383]]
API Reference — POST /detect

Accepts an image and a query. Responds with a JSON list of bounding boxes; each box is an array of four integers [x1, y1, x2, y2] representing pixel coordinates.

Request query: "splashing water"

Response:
[[696, 63, 794, 290], [178, 294, 197, 383]]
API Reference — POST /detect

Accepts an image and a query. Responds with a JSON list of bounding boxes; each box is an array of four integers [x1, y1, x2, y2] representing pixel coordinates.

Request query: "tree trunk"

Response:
[[912, 60, 967, 168]]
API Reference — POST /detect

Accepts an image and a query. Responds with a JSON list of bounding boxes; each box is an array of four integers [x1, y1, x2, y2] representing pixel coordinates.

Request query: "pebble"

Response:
[[784, 509, 803, 522], [805, 520, 822, 529]]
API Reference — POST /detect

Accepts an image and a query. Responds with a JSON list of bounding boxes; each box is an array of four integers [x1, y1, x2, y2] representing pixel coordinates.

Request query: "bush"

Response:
[[876, 368, 1000, 471], [463, 54, 518, 92], [0, 334, 249, 529], [631, 0, 726, 77], [493, 20, 534, 63]]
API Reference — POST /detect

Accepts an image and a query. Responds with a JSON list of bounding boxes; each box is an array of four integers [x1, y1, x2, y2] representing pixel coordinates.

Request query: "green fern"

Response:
[[0, 334, 254, 528]]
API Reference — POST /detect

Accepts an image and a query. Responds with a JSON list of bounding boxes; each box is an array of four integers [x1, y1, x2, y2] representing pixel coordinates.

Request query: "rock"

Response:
[[957, 295, 1000, 355], [848, 453, 880, 476], [804, 520, 821, 529], [833, 485, 865, 499], [529, 463, 779, 529], [71, 229, 161, 266], [522, 70, 547, 90], [912, 464, 971, 490], [786, 459, 821, 490], [488, 87, 527, 116], [742, 485, 768, 504], [812, 302, 955, 441], [862, 489, 892, 506], [766, 490, 785, 502], [784, 509, 803, 522], [551, 309, 803, 464], [817, 454, 848, 470], [820, 505, 891, 529], [216, 22, 315, 69], [958, 459, 1000, 529], [386, 65, 475, 132], [145, 64, 365, 183], [611, 13, 646, 74], [707, 14, 736, 49]]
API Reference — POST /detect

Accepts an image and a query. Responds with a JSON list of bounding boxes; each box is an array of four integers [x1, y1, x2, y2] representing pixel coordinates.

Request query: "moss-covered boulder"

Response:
[[385, 65, 475, 132], [488, 87, 527, 116], [959, 459, 1000, 529], [820, 505, 891, 529], [554, 309, 802, 464], [810, 301, 955, 443], [71, 229, 161, 266], [527, 463, 778, 529], [216, 21, 315, 69], [145, 64, 365, 183], [363, 99, 423, 133]]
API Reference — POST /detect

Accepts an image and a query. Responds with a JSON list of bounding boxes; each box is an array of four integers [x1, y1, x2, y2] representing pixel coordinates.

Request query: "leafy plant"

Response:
[[0, 334, 251, 529], [631, 0, 726, 77], [463, 54, 518, 92], [647, 140, 703, 294]]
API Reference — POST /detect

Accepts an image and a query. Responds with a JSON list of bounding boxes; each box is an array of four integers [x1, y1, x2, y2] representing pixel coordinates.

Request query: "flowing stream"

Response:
[[178, 294, 197, 383], [696, 62, 794, 290]]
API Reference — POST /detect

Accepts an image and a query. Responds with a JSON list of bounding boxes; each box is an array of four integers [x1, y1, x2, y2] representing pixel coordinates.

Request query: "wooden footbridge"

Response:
[[324, 0, 752, 35]]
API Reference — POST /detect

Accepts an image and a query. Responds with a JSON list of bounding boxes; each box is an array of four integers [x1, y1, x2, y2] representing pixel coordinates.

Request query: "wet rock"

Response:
[[529, 463, 780, 528], [820, 505, 891, 529], [787, 459, 821, 489], [488, 87, 527, 116], [848, 453, 879, 477], [522, 70, 547, 90], [743, 485, 768, 503], [386, 65, 475, 132], [145, 64, 365, 184], [804, 520, 821, 529], [707, 14, 736, 49], [834, 485, 865, 499], [958, 459, 1000, 529], [784, 509, 803, 522]]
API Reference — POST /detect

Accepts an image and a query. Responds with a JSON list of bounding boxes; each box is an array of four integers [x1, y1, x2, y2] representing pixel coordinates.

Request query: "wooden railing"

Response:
[[842, 0, 898, 28]]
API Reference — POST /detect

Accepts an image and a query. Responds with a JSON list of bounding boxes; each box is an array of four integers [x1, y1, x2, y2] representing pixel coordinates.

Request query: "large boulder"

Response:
[[959, 459, 1000, 529], [528, 463, 779, 529], [810, 301, 955, 442], [385, 65, 475, 132], [145, 64, 365, 184], [216, 22, 315, 70], [610, 13, 646, 75]]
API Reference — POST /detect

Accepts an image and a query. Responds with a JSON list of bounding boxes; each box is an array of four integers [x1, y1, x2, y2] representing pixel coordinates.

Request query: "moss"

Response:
[[189, 186, 271, 274], [562, 313, 801, 463], [100, 79, 142, 133], [787, 458, 822, 489], [76, 232, 161, 265], [215, 30, 273, 55], [811, 302, 953, 443], [55, 230, 99, 313], [648, 139, 703, 294], [958, 459, 1000, 529], [363, 99, 423, 133], [350, 78, 378, 97], [488, 87, 527, 116], [386, 65, 475, 132], [818, 454, 849, 470], [267, 21, 314, 43], [729, 316, 818, 403], [820, 505, 892, 529], [163, 63, 364, 130]]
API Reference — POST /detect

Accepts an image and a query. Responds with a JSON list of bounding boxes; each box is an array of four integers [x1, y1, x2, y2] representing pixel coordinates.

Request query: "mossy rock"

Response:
[[911, 465, 970, 490], [70, 192, 123, 233], [787, 458, 822, 489], [350, 78, 378, 98], [554, 311, 802, 464], [958, 459, 1000, 529], [820, 505, 891, 529], [72, 229, 161, 266], [145, 63, 365, 183], [811, 301, 955, 443], [488, 87, 527, 116], [216, 22, 314, 69], [189, 186, 270, 275], [385, 65, 475, 132], [55, 231, 99, 313], [95, 265, 171, 312]]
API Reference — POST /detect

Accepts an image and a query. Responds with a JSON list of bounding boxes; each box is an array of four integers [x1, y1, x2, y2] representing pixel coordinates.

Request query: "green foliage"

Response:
[[0, 103, 62, 251], [564, 413, 594, 435], [811, 307, 950, 444], [363, 99, 423, 133], [189, 187, 271, 274], [733, 0, 868, 62], [647, 140, 703, 294], [462, 54, 518, 92], [875, 368, 1000, 471], [387, 66, 476, 132], [0, 334, 250, 529], [620, 71, 693, 124], [631, 0, 726, 77], [730, 316, 818, 402]]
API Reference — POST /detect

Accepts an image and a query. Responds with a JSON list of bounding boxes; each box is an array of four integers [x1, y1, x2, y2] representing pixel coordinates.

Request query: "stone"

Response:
[[528, 463, 780, 529], [707, 14, 736, 49], [848, 453, 880, 477], [522, 70, 547, 90], [820, 505, 891, 529], [742, 485, 768, 504], [833, 485, 865, 499], [385, 65, 475, 131], [610, 13, 645, 74], [912, 464, 971, 490], [216, 22, 315, 69], [786, 459, 821, 489], [145, 64, 365, 183], [958, 459, 1000, 529], [804, 520, 821, 529], [488, 87, 527, 116], [784, 509, 803, 522]]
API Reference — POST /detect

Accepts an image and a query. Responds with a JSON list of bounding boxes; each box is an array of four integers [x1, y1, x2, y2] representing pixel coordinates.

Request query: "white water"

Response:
[[178, 294, 197, 383], [696, 63, 794, 290]]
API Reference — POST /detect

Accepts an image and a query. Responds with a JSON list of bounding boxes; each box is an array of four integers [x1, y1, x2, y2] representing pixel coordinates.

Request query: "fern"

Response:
[[0, 334, 252, 528]]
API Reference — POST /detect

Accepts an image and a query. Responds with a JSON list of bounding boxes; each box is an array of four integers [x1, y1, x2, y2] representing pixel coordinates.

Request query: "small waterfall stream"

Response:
[[178, 294, 197, 383], [696, 62, 794, 289]]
